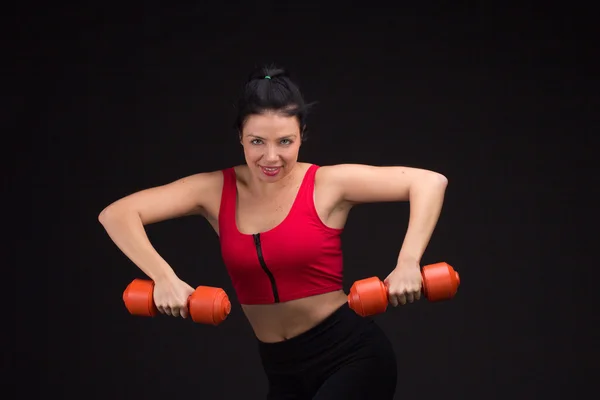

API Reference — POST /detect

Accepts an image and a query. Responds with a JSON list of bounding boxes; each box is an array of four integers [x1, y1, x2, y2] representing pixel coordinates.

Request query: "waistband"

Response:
[[257, 302, 371, 371]]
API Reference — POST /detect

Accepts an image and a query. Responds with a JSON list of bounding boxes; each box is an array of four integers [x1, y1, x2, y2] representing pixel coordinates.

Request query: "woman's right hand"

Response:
[[153, 276, 196, 318]]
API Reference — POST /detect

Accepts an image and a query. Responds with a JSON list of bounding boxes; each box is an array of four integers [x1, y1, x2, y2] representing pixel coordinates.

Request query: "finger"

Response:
[[389, 293, 399, 307], [392, 292, 407, 306], [398, 293, 407, 305], [173, 304, 187, 318], [414, 290, 421, 301], [170, 306, 183, 318], [180, 307, 189, 319], [174, 306, 186, 318], [406, 292, 414, 303], [157, 306, 166, 314]]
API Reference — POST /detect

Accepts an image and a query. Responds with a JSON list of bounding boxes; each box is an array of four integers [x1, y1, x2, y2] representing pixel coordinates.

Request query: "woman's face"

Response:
[[240, 112, 302, 183]]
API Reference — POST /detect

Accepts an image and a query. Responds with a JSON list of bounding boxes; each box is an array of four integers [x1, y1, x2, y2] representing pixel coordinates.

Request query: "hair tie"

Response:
[[264, 75, 271, 79]]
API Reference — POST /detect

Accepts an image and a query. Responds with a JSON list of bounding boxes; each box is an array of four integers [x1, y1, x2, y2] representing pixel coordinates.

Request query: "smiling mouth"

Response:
[[260, 166, 282, 176]]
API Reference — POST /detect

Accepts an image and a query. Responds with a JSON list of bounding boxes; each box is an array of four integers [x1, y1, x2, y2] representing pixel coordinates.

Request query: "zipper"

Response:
[[253, 233, 280, 303]]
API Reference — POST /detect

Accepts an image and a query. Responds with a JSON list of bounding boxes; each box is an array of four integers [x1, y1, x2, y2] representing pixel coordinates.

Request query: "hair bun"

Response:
[[247, 64, 288, 82]]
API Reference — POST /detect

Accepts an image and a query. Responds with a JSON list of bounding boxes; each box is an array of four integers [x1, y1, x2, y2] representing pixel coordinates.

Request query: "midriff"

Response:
[[241, 290, 348, 343]]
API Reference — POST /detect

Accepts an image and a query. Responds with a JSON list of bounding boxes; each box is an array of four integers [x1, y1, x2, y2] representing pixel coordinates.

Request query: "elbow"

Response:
[[434, 172, 448, 189], [428, 172, 448, 198], [98, 201, 141, 227], [436, 174, 448, 196], [98, 204, 126, 226], [98, 206, 113, 226], [423, 171, 448, 190], [409, 171, 447, 198]]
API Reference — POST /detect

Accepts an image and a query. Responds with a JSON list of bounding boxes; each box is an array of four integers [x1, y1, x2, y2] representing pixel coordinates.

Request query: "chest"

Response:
[[235, 186, 301, 235]]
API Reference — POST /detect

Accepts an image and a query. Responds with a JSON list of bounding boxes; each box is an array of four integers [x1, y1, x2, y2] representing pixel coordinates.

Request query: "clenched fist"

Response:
[[153, 276, 196, 318], [384, 257, 423, 306]]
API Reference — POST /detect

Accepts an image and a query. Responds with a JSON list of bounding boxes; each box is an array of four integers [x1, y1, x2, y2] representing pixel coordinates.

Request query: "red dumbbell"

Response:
[[348, 262, 460, 317], [122, 279, 232, 326]]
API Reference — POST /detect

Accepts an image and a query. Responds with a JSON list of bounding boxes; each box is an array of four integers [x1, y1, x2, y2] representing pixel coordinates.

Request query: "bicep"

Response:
[[100, 171, 223, 225], [323, 164, 446, 205]]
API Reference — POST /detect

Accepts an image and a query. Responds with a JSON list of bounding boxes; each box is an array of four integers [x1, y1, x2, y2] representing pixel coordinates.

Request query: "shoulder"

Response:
[[181, 168, 225, 186], [162, 169, 226, 202], [231, 164, 250, 185], [312, 164, 358, 203], [314, 163, 364, 184], [175, 165, 254, 195], [174, 167, 233, 217]]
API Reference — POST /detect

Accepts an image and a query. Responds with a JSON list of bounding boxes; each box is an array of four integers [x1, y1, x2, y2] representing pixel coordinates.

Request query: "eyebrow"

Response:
[[247, 133, 297, 139]]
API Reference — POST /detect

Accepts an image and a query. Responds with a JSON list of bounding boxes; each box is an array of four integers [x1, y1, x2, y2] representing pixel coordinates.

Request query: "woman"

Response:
[[98, 65, 448, 399]]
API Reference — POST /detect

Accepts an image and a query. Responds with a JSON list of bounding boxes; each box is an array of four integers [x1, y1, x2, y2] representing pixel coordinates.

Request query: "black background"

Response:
[[10, 4, 595, 399]]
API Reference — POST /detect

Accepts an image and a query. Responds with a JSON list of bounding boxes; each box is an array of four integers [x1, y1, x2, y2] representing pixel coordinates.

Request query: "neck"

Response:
[[248, 165, 299, 198]]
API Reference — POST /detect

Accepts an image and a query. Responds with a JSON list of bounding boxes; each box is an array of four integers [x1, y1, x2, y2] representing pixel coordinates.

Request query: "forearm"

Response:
[[99, 208, 178, 282], [397, 174, 448, 264]]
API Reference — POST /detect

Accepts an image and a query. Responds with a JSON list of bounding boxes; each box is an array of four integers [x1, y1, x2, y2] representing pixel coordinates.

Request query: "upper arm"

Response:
[[99, 170, 224, 225], [321, 164, 448, 205]]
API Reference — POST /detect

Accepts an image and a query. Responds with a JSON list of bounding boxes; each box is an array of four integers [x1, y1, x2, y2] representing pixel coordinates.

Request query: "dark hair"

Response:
[[234, 64, 315, 141]]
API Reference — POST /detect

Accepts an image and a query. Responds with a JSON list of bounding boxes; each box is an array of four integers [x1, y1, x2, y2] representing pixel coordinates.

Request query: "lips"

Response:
[[260, 166, 281, 176]]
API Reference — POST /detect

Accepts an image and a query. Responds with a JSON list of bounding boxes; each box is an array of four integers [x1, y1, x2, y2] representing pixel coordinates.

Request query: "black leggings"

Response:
[[258, 302, 398, 399]]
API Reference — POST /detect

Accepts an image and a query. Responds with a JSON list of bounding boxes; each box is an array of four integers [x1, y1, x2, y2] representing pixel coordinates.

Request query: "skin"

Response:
[[99, 110, 448, 343]]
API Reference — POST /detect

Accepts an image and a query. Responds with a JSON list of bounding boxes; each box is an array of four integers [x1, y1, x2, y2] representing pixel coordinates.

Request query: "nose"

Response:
[[264, 145, 279, 163]]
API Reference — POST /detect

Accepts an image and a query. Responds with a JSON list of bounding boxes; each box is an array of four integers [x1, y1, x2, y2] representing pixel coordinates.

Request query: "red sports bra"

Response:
[[218, 164, 344, 305]]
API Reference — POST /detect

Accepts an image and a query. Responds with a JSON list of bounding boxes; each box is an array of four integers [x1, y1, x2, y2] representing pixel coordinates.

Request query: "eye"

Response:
[[250, 139, 263, 145], [280, 139, 292, 145]]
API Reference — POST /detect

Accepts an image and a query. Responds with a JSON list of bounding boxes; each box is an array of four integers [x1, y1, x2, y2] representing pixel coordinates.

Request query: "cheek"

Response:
[[242, 145, 260, 159], [284, 144, 301, 160]]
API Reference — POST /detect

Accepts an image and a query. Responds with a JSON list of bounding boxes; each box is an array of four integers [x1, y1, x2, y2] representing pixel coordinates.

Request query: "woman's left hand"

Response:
[[384, 257, 423, 306]]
